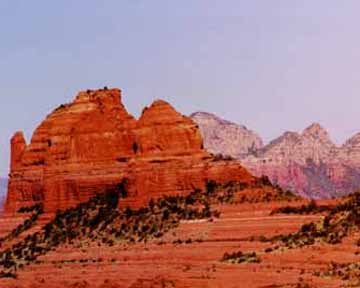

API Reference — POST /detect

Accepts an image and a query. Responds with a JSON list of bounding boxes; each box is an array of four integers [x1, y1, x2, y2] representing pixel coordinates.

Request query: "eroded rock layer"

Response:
[[192, 111, 360, 199], [6, 88, 254, 212]]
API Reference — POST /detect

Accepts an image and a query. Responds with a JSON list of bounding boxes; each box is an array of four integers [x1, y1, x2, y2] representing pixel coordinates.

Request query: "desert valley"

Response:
[[0, 89, 359, 288], [3, 2, 360, 287]]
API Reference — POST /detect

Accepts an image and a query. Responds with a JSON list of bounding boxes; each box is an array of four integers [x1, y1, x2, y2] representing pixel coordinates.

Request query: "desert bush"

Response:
[[0, 179, 221, 276], [271, 200, 333, 215], [266, 192, 360, 249], [221, 251, 260, 264], [0, 204, 44, 245]]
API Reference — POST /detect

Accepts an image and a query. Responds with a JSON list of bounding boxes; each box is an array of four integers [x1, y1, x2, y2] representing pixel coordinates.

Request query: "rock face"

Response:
[[6, 89, 255, 212], [192, 112, 360, 199], [190, 112, 263, 157], [241, 123, 338, 199]]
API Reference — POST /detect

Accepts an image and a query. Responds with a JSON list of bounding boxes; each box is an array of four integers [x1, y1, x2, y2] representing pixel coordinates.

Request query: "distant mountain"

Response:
[[190, 112, 263, 158], [192, 112, 360, 199], [0, 178, 7, 210], [241, 123, 345, 199]]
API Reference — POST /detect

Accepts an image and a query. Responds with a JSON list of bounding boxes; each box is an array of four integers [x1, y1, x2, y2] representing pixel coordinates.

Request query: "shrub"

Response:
[[268, 192, 360, 249], [221, 251, 260, 264]]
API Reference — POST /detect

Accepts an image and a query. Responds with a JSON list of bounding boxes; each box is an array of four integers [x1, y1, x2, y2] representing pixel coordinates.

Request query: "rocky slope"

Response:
[[0, 193, 352, 287], [192, 113, 360, 199], [6, 88, 256, 213]]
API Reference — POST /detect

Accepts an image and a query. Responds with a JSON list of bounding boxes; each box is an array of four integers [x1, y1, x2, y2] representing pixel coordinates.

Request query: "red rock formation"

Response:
[[10, 132, 26, 171], [6, 88, 255, 212]]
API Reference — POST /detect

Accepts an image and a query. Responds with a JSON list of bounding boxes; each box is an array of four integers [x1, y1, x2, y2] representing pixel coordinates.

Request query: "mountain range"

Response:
[[191, 111, 360, 199]]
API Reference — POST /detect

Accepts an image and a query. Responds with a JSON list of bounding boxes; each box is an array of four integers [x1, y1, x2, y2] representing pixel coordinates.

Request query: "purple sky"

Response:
[[1, 1, 360, 176]]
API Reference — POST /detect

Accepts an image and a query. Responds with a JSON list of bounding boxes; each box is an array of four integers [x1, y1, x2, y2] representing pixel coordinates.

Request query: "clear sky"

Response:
[[1, 1, 360, 176]]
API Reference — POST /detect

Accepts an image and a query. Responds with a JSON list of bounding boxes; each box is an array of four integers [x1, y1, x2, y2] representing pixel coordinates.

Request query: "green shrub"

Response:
[[221, 251, 260, 264]]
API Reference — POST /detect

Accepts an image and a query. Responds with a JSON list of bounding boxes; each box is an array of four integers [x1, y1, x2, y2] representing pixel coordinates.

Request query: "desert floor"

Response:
[[0, 200, 355, 288]]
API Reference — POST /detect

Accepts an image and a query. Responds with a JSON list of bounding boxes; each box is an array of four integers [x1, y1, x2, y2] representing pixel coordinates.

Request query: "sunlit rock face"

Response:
[[6, 88, 255, 212]]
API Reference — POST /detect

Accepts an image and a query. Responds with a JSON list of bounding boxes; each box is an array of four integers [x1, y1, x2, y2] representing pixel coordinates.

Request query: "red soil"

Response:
[[0, 200, 353, 288]]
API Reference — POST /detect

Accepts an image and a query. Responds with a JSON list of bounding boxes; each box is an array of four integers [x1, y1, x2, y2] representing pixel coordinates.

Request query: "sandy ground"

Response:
[[0, 200, 354, 288]]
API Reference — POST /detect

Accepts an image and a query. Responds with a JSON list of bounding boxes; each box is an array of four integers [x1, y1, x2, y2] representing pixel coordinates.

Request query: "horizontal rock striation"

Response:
[[242, 124, 360, 199], [6, 88, 255, 212], [192, 112, 360, 199]]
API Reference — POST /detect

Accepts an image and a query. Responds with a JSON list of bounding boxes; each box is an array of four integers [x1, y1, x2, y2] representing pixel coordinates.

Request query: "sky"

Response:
[[1, 1, 360, 176]]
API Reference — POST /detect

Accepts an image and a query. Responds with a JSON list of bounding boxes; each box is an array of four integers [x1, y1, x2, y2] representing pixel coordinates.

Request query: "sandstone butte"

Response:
[[5, 88, 255, 213]]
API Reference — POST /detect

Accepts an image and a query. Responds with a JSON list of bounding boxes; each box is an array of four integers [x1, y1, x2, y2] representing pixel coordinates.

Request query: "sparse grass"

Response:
[[0, 177, 296, 277], [204, 178, 297, 205], [271, 200, 334, 215], [0, 183, 219, 276], [261, 191, 360, 250], [212, 153, 234, 161], [0, 271, 17, 279], [314, 261, 360, 285], [53, 103, 69, 113], [0, 203, 43, 245]]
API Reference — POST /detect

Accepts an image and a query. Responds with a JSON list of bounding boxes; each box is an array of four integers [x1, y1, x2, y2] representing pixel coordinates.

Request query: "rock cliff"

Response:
[[192, 112, 360, 199], [6, 88, 255, 212], [241, 123, 360, 199]]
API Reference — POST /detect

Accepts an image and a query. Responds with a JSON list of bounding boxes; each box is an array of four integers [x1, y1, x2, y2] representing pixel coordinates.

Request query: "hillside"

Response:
[[0, 173, 300, 287], [1, 180, 359, 287]]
